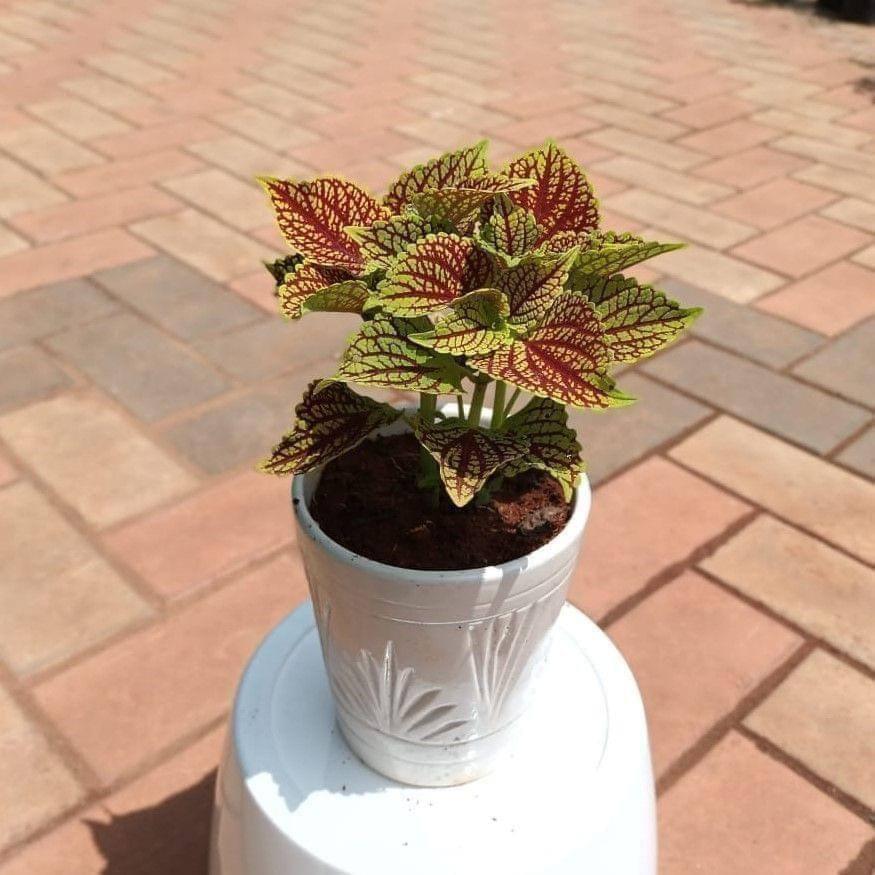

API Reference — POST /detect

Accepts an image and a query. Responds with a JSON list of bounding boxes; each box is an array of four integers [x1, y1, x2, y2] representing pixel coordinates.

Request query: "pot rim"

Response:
[[291, 407, 591, 584]]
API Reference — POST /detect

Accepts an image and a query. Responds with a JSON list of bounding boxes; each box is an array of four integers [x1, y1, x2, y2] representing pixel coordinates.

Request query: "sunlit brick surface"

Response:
[[0, 0, 873, 870]]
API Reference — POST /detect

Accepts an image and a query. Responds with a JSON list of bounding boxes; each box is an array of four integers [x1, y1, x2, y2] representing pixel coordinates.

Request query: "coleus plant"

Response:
[[258, 141, 700, 507]]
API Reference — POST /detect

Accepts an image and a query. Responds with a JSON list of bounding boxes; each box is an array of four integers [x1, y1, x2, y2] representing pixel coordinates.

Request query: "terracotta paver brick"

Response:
[[162, 167, 265, 231], [54, 149, 203, 197], [0, 685, 84, 854], [0, 229, 153, 299], [25, 96, 131, 139], [93, 255, 261, 340], [752, 108, 870, 149], [0, 481, 151, 676], [678, 119, 776, 157], [713, 177, 837, 230], [653, 240, 783, 303], [794, 162, 875, 202], [0, 811, 107, 875], [0, 392, 196, 528], [229, 270, 277, 313], [131, 208, 272, 282], [703, 515, 875, 669], [567, 368, 710, 482], [738, 77, 823, 105], [854, 243, 875, 270], [837, 425, 875, 480], [0, 225, 27, 258], [9, 185, 179, 243], [46, 312, 230, 422], [586, 127, 704, 171], [659, 732, 872, 875], [104, 471, 294, 599], [0, 346, 72, 413], [84, 51, 173, 87], [0, 450, 15, 487], [643, 340, 868, 454], [731, 215, 869, 278], [694, 145, 809, 189], [0, 122, 103, 175], [569, 457, 749, 620], [295, 128, 421, 171], [773, 134, 875, 178], [162, 369, 321, 474], [231, 81, 329, 123], [60, 74, 152, 111], [0, 155, 67, 218], [755, 262, 874, 336], [746, 651, 875, 809], [0, 279, 116, 351], [185, 134, 312, 179], [486, 109, 601, 148], [607, 572, 800, 776], [662, 95, 756, 130], [821, 197, 875, 233], [792, 318, 875, 408], [584, 103, 688, 141], [33, 552, 306, 785], [660, 278, 823, 368], [607, 189, 755, 248], [670, 416, 875, 564], [194, 314, 357, 382], [214, 106, 321, 151], [91, 118, 222, 159], [591, 156, 732, 206]]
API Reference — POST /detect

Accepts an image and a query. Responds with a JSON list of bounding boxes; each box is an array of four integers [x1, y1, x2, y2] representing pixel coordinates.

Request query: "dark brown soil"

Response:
[[308, 433, 571, 571]]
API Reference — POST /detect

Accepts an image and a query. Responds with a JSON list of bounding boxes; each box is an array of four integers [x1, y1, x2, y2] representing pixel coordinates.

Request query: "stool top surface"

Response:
[[231, 603, 647, 874]]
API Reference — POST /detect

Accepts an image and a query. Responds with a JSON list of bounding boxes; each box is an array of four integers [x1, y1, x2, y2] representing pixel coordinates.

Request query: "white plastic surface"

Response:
[[209, 602, 657, 874]]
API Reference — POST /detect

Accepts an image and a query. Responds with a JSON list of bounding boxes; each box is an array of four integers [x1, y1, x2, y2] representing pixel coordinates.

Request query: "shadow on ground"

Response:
[[86, 772, 215, 874]]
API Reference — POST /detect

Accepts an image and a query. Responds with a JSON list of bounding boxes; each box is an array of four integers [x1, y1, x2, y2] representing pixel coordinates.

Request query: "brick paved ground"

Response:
[[0, 0, 874, 871]]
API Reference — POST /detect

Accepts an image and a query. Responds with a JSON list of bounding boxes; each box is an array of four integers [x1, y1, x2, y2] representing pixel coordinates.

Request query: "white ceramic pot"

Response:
[[291, 410, 591, 787]]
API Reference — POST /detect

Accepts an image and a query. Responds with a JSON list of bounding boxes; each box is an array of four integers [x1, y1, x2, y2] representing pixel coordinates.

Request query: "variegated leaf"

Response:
[[567, 230, 683, 276], [345, 212, 442, 273], [470, 293, 634, 409], [502, 396, 583, 500], [498, 248, 578, 331], [278, 262, 353, 319], [259, 176, 388, 272], [378, 232, 496, 317], [478, 193, 540, 264], [264, 253, 303, 283], [504, 141, 599, 245], [336, 314, 464, 394], [383, 141, 489, 213], [301, 280, 371, 315], [571, 274, 702, 363], [259, 381, 402, 475], [409, 187, 500, 228], [412, 417, 529, 507], [410, 289, 512, 356]]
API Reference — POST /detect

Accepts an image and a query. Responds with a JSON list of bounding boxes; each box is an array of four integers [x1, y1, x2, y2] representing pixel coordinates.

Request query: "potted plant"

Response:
[[257, 140, 700, 787]]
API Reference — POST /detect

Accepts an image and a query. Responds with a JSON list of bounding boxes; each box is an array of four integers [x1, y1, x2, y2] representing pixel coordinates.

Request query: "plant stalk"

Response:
[[491, 381, 507, 430], [467, 380, 488, 427], [503, 387, 522, 418], [417, 392, 440, 508]]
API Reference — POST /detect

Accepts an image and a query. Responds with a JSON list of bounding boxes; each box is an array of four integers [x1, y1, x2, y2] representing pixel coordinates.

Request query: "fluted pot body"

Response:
[[291, 413, 590, 787]]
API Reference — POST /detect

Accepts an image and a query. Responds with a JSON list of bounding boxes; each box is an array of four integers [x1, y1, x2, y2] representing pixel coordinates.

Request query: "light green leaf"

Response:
[[410, 289, 512, 356]]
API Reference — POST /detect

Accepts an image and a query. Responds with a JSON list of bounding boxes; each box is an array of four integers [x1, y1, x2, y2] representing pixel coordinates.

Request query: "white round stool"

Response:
[[209, 602, 657, 875]]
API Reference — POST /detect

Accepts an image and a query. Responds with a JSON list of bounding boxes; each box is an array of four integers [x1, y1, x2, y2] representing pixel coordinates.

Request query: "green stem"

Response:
[[419, 392, 436, 425], [491, 381, 507, 430], [503, 387, 522, 419], [468, 380, 488, 427], [456, 394, 465, 420], [417, 393, 440, 508]]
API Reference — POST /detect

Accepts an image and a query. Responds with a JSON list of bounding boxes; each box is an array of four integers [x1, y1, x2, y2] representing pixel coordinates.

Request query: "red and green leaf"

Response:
[[335, 314, 465, 394], [383, 141, 489, 213], [301, 280, 371, 315], [258, 381, 402, 475], [412, 417, 529, 507], [498, 248, 578, 331], [504, 142, 599, 246], [501, 396, 583, 500], [264, 253, 303, 284], [410, 289, 512, 356], [571, 273, 702, 362], [409, 187, 501, 229], [259, 176, 388, 272], [478, 193, 541, 264], [345, 212, 443, 274], [470, 292, 634, 409], [278, 262, 354, 319], [568, 231, 683, 276], [378, 232, 496, 317]]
